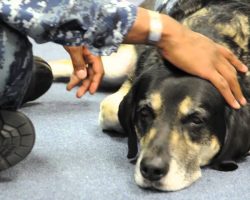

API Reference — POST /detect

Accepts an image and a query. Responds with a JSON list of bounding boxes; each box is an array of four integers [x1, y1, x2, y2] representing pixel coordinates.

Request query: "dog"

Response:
[[99, 0, 250, 191]]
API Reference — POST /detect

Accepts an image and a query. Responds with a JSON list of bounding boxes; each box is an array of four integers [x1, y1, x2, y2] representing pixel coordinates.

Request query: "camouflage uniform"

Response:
[[0, 0, 137, 109]]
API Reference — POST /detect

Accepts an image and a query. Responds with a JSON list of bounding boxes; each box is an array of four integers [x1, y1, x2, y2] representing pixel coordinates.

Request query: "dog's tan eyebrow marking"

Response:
[[147, 128, 157, 142], [178, 96, 193, 115], [150, 92, 162, 112], [170, 129, 181, 147], [140, 128, 157, 147]]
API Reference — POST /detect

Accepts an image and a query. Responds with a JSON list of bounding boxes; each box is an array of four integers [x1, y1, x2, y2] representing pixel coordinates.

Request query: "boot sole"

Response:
[[0, 110, 35, 171]]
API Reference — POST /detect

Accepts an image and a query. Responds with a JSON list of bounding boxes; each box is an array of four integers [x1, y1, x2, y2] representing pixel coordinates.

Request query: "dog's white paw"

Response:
[[99, 93, 124, 133]]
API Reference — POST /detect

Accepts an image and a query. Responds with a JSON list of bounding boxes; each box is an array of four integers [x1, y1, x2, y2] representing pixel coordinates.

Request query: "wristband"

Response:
[[148, 11, 163, 45]]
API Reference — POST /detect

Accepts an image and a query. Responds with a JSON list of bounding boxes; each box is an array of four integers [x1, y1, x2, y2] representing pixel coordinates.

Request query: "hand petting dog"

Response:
[[156, 14, 248, 109]]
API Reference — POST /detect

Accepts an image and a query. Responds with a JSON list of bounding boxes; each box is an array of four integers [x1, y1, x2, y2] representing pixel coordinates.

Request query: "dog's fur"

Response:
[[99, 0, 250, 191]]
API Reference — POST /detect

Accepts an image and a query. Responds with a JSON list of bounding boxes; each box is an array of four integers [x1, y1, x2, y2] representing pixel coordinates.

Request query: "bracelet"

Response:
[[148, 11, 163, 45]]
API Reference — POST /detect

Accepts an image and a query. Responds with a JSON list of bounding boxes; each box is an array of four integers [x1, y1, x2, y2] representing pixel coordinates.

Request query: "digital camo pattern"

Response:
[[0, 23, 33, 109], [0, 0, 137, 109], [0, 0, 137, 56]]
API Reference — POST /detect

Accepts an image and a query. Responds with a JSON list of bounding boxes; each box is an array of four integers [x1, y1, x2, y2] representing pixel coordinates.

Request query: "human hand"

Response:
[[157, 15, 248, 109], [64, 46, 104, 97]]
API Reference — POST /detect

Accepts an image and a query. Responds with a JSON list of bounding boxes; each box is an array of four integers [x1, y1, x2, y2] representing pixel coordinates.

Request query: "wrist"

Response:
[[156, 14, 187, 50], [123, 7, 186, 49], [148, 11, 163, 45]]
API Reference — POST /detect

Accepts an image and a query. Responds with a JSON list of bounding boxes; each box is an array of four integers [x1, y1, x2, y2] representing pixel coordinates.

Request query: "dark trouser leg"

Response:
[[0, 22, 33, 109], [0, 23, 35, 171]]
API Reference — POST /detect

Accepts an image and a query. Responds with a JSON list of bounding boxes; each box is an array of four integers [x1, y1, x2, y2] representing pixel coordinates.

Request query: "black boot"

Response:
[[22, 56, 53, 104], [0, 110, 35, 171]]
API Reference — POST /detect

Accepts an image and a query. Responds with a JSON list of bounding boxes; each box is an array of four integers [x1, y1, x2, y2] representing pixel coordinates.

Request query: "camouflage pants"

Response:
[[0, 22, 33, 110]]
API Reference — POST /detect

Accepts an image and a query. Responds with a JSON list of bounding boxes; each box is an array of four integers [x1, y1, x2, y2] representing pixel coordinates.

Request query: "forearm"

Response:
[[123, 7, 150, 44]]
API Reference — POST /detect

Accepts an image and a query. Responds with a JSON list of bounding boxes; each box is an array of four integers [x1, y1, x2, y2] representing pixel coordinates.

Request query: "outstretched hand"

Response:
[[64, 46, 104, 97]]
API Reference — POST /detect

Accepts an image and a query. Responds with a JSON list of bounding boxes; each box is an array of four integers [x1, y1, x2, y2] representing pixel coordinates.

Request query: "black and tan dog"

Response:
[[99, 0, 250, 191]]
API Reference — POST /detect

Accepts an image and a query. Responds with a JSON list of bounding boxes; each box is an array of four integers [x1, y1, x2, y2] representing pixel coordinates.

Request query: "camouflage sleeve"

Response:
[[0, 0, 137, 55]]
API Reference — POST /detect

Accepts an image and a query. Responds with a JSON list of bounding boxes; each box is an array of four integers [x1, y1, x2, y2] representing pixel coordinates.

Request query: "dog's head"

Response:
[[117, 0, 250, 191], [118, 63, 250, 191]]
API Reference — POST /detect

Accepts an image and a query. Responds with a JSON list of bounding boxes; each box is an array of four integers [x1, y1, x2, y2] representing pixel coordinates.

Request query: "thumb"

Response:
[[75, 68, 87, 80], [66, 68, 87, 91], [67, 47, 88, 79]]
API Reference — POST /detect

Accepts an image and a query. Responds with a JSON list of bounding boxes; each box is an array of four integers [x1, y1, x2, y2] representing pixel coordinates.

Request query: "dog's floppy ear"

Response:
[[118, 83, 138, 159], [212, 104, 250, 171], [213, 73, 250, 171]]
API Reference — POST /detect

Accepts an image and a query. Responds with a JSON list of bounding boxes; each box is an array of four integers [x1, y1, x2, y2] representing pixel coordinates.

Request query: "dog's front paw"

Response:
[[99, 93, 124, 133]]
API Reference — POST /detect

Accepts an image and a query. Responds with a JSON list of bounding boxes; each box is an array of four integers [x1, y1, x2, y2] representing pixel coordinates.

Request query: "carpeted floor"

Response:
[[0, 83, 249, 200]]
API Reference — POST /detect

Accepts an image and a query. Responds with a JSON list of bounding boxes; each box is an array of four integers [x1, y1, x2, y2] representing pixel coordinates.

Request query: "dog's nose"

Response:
[[140, 157, 168, 181]]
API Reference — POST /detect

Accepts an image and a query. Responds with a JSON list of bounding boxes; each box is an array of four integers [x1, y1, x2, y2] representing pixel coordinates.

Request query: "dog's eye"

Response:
[[182, 113, 205, 127], [136, 106, 155, 135], [190, 116, 204, 125], [137, 106, 155, 122], [139, 107, 153, 119]]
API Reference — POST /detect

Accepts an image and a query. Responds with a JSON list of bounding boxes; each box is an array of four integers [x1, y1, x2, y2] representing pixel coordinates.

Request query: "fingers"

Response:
[[209, 72, 241, 109], [207, 57, 247, 109], [66, 67, 92, 98], [75, 69, 87, 80], [75, 61, 104, 97], [217, 44, 248, 73], [77, 54, 104, 95], [89, 71, 103, 94], [64, 46, 104, 97], [218, 61, 246, 105], [89, 57, 104, 94], [67, 73, 81, 91], [64, 46, 87, 79], [157, 26, 247, 109], [76, 78, 91, 98]]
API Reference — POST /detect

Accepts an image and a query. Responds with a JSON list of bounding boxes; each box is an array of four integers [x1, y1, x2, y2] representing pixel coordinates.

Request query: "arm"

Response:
[[65, 6, 248, 108], [0, 0, 247, 108]]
